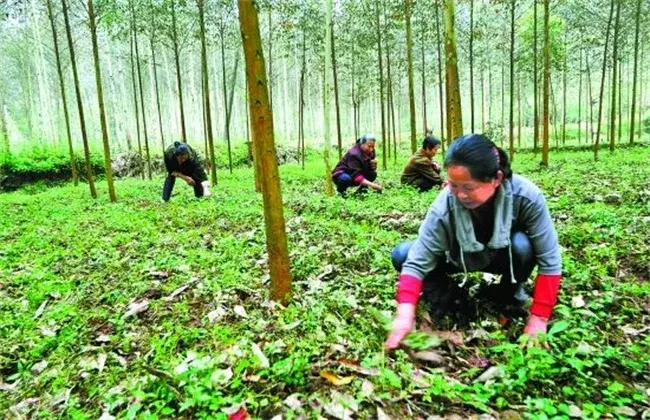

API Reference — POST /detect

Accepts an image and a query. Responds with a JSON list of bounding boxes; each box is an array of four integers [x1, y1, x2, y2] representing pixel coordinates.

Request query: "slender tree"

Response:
[[150, 0, 165, 153], [171, 0, 188, 142], [88, 0, 116, 201], [469, 0, 475, 132], [131, 0, 152, 179], [238, 0, 292, 304], [629, 0, 642, 145], [197, 0, 217, 186], [533, 0, 538, 152], [578, 46, 583, 144], [330, 16, 343, 159], [609, 0, 621, 152], [435, 1, 445, 145], [129, 30, 144, 178], [541, 0, 550, 166], [323, 0, 334, 195], [508, 0, 515, 160], [375, 0, 387, 169], [421, 19, 427, 133], [443, 0, 463, 140], [46, 0, 77, 185], [595, 0, 615, 161], [405, 0, 417, 152], [61, 0, 97, 198]]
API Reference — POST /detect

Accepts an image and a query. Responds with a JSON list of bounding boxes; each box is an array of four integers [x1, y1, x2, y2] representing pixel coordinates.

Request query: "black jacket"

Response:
[[163, 142, 208, 182]]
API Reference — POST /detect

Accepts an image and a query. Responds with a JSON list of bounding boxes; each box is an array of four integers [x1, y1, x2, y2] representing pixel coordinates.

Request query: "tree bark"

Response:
[[131, 0, 151, 179], [562, 31, 567, 146], [129, 28, 144, 179], [533, 0, 538, 152], [630, 0, 642, 144], [595, 0, 615, 161], [443, 0, 463, 140], [578, 46, 583, 144], [405, 0, 417, 152], [421, 22, 427, 133], [469, 0, 475, 132], [541, 0, 550, 166], [46, 0, 78, 185], [324, 0, 335, 195], [171, 0, 188, 143], [220, 25, 233, 173], [150, 1, 165, 154], [376, 0, 387, 169], [508, 0, 515, 160], [88, 0, 116, 202], [61, 0, 96, 198], [238, 0, 292, 304], [435, 1, 445, 145], [197, 0, 217, 186], [609, 0, 621, 152], [330, 18, 343, 160]]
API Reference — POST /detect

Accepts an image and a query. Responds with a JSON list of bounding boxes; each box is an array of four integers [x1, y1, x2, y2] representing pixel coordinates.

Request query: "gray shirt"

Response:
[[401, 174, 562, 281]]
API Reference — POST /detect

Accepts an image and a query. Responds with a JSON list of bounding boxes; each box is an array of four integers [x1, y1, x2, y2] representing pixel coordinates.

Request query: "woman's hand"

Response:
[[385, 303, 416, 350], [184, 176, 196, 186], [522, 314, 549, 347]]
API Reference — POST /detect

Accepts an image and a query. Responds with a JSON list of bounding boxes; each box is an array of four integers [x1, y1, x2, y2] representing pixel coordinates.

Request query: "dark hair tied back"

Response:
[[443, 134, 513, 182]]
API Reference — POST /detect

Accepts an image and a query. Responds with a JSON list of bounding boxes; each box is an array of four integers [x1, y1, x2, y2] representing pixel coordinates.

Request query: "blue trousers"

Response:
[[333, 171, 377, 194], [162, 175, 204, 201], [391, 231, 535, 322]]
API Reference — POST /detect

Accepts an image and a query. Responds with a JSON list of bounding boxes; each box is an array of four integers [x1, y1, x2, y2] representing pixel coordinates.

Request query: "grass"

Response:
[[1, 146, 650, 418]]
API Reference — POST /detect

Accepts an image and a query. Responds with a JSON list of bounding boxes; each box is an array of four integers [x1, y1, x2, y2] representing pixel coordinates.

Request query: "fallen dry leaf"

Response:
[[338, 359, 379, 376], [124, 300, 149, 318], [33, 299, 48, 320], [320, 370, 355, 386], [412, 350, 444, 365], [233, 305, 248, 318]]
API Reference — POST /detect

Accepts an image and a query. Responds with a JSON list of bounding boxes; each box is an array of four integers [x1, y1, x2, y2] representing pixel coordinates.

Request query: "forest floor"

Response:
[[1, 146, 650, 419]]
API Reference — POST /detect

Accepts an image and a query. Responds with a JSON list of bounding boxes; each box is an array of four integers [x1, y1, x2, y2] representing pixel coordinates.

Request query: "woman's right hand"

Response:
[[372, 183, 384, 192], [385, 303, 416, 350]]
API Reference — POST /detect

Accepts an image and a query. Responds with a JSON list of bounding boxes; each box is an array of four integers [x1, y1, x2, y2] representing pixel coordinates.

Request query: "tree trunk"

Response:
[[595, 0, 615, 161], [198, 0, 217, 186], [331, 19, 343, 160], [1, 101, 9, 160], [405, 0, 417, 152], [46, 0, 78, 185], [609, 0, 621, 152], [562, 31, 567, 146], [385, 4, 397, 163], [88, 0, 116, 202], [299, 30, 306, 170], [578, 46, 583, 144], [469, 0, 475, 132], [268, 9, 273, 114], [323, 0, 334, 195], [375, 0, 387, 169], [150, 1, 165, 154], [630, 0, 642, 144], [444, 0, 463, 140], [131, 0, 151, 179], [220, 26, 233, 173], [435, 1, 445, 145], [508, 0, 515, 160], [421, 24, 427, 133], [533, 0, 538, 152], [171, 0, 188, 143], [61, 0, 96, 198], [238, 0, 292, 304], [586, 49, 594, 143], [541, 0, 550, 166], [129, 29, 144, 179], [517, 74, 522, 148]]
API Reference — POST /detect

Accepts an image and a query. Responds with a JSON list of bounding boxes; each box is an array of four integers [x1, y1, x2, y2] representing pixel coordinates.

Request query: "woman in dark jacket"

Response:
[[331, 134, 383, 195], [162, 142, 211, 201]]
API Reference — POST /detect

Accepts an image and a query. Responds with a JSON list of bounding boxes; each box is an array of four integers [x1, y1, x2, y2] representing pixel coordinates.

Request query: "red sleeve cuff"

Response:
[[530, 274, 562, 318], [396, 274, 423, 304], [353, 175, 366, 184]]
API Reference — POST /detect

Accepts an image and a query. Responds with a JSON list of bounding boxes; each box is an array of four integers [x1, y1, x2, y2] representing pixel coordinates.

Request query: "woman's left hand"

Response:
[[522, 314, 549, 347]]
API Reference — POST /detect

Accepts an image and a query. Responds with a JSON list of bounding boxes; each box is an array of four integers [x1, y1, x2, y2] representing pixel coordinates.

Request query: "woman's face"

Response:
[[446, 165, 502, 209], [360, 140, 375, 155]]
